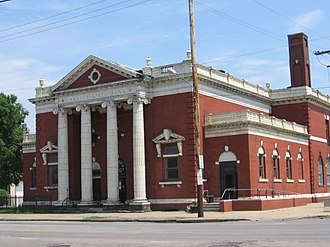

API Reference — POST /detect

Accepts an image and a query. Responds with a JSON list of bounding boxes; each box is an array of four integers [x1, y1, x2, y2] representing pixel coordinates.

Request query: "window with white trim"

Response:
[[48, 153, 58, 186], [40, 141, 58, 188], [272, 149, 280, 179], [326, 119, 330, 146], [164, 145, 179, 181], [297, 152, 304, 180], [327, 157, 330, 186], [318, 155, 324, 186], [153, 129, 185, 185], [30, 161, 36, 189], [258, 146, 266, 179], [285, 151, 292, 180]]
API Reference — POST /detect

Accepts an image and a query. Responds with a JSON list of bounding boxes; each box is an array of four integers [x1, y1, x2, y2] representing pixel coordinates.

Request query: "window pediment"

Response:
[[40, 141, 58, 165], [153, 128, 185, 144], [40, 141, 58, 153], [152, 129, 185, 157]]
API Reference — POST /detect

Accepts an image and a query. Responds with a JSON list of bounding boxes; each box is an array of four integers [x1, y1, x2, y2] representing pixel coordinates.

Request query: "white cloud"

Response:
[[292, 9, 325, 32], [0, 57, 62, 131]]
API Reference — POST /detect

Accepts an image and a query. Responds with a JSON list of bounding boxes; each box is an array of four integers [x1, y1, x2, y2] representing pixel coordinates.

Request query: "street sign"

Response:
[[197, 169, 203, 185], [198, 155, 204, 169]]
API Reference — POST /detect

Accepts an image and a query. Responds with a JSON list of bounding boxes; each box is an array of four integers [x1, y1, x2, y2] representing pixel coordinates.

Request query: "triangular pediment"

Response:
[[40, 141, 58, 153], [153, 129, 185, 144], [51, 55, 142, 92]]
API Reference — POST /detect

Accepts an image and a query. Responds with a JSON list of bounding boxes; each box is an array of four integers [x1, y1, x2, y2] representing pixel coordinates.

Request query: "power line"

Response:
[[201, 45, 287, 65], [0, 0, 151, 43], [195, 0, 285, 42], [0, 0, 110, 33], [249, 0, 326, 38], [315, 50, 330, 82], [0, 0, 135, 40]]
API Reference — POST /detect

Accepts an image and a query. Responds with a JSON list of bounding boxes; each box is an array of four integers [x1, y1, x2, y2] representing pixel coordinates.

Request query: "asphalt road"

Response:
[[0, 219, 330, 247]]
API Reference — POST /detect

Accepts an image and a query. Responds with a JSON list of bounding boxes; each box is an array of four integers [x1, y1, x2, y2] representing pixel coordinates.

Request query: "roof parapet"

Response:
[[205, 109, 308, 135]]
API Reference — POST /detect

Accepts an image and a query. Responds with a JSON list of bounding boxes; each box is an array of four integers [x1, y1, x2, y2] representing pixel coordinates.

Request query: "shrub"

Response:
[[0, 189, 8, 206]]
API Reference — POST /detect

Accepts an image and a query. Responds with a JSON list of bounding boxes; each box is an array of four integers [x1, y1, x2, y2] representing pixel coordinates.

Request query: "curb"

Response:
[[0, 217, 251, 223]]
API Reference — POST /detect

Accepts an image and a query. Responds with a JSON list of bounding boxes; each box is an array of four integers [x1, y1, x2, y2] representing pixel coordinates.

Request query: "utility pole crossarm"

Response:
[[314, 50, 330, 56]]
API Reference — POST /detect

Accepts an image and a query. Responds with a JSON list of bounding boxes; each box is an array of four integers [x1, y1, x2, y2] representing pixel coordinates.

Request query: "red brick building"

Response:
[[22, 33, 330, 211]]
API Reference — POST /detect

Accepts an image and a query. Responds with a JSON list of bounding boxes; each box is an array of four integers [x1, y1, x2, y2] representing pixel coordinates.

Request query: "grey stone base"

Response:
[[129, 201, 151, 211]]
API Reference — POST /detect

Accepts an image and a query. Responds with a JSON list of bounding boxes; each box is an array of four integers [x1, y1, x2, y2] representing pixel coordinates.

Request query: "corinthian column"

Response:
[[101, 101, 120, 204], [76, 104, 93, 205], [127, 94, 150, 208], [53, 107, 69, 203]]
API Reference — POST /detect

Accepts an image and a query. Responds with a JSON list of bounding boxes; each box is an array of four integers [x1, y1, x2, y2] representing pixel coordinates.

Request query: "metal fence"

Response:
[[0, 196, 24, 208]]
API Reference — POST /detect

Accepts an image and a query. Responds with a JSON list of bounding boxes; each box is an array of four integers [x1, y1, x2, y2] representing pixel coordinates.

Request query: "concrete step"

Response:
[[203, 202, 219, 212]]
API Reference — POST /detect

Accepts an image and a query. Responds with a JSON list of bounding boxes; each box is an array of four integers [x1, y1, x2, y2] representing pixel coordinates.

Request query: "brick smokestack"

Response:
[[288, 33, 311, 87]]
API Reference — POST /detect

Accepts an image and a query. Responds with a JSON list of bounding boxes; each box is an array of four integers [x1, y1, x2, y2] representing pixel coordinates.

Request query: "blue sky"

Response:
[[1, 0, 330, 132]]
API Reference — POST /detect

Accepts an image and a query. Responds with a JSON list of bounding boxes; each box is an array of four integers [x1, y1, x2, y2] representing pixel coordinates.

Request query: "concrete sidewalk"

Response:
[[0, 202, 329, 223]]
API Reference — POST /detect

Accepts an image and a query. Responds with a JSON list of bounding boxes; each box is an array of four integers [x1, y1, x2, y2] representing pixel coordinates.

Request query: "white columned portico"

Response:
[[76, 104, 93, 205], [53, 107, 69, 203], [101, 101, 120, 204], [127, 94, 150, 208]]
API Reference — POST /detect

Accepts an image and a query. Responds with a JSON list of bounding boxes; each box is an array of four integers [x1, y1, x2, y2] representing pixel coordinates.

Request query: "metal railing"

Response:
[[219, 188, 301, 200], [0, 196, 23, 208]]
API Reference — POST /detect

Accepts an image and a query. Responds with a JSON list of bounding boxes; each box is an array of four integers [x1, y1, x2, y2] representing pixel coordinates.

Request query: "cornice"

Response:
[[53, 78, 143, 97], [205, 110, 309, 138], [29, 95, 56, 104], [271, 86, 330, 110], [199, 76, 272, 105]]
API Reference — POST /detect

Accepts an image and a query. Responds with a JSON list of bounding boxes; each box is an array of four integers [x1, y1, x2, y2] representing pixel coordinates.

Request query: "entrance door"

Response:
[[93, 178, 101, 201], [220, 162, 237, 199], [118, 159, 126, 203], [92, 161, 101, 202]]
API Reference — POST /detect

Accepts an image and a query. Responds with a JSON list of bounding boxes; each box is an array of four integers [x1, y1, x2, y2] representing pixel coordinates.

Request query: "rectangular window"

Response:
[[298, 159, 304, 179], [326, 120, 330, 146], [48, 164, 58, 186], [286, 158, 292, 179], [318, 157, 324, 186], [166, 157, 179, 181], [273, 157, 280, 179], [327, 159, 330, 186], [48, 154, 58, 164], [30, 165, 36, 188], [258, 154, 266, 179], [164, 146, 179, 181]]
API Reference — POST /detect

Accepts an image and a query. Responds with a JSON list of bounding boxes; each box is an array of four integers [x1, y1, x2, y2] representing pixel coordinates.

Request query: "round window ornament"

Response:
[[88, 68, 101, 84]]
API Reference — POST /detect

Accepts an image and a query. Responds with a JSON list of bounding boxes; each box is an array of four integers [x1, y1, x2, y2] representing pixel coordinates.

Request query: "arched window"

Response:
[[285, 151, 292, 180], [327, 157, 330, 186], [318, 155, 324, 186], [272, 149, 280, 179], [30, 160, 36, 189], [258, 146, 266, 179], [297, 152, 304, 180]]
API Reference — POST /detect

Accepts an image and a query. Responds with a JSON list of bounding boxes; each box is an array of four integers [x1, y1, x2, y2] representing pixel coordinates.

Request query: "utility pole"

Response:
[[189, 0, 204, 218], [315, 50, 330, 69]]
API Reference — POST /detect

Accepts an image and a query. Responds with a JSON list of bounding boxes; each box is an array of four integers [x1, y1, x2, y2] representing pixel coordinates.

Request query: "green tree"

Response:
[[0, 93, 28, 190]]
